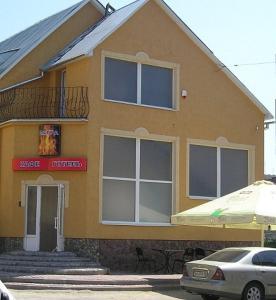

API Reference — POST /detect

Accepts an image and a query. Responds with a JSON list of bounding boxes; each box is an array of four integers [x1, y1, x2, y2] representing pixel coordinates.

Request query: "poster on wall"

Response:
[[38, 124, 61, 156]]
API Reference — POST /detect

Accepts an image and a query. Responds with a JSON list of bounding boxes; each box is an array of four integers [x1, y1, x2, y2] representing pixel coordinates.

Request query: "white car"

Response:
[[180, 247, 276, 300], [0, 280, 14, 300]]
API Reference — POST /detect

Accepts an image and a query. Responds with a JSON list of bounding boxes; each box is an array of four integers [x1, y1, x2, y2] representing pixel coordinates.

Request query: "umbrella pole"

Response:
[[261, 225, 265, 247]]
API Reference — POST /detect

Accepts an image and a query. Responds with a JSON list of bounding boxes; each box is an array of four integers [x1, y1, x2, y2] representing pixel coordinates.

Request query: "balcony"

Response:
[[0, 87, 89, 122]]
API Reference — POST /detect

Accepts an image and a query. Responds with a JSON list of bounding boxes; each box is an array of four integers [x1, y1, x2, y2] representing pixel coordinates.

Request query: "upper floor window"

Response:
[[189, 143, 249, 199], [103, 53, 178, 109]]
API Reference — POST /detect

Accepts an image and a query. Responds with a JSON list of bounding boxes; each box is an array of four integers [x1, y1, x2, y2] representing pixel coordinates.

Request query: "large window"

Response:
[[189, 144, 248, 198], [102, 135, 173, 224], [104, 56, 174, 109]]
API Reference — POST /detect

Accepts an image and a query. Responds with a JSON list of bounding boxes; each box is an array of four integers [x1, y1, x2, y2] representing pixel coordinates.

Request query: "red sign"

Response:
[[48, 158, 87, 171], [12, 158, 48, 171], [13, 158, 87, 171]]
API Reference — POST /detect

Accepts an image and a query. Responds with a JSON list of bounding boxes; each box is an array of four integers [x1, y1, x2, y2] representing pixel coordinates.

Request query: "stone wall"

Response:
[[64, 238, 259, 272], [0, 237, 258, 272], [98, 239, 259, 272], [0, 237, 23, 253], [65, 238, 100, 263]]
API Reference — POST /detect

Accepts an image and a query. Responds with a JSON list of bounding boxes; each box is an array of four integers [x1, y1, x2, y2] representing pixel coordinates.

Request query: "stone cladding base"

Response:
[[0, 237, 259, 271], [64, 238, 259, 272], [0, 237, 23, 253]]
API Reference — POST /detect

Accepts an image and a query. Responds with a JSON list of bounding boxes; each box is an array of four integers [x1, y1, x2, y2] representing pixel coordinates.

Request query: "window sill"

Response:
[[101, 221, 173, 227], [188, 195, 216, 201], [103, 98, 178, 112]]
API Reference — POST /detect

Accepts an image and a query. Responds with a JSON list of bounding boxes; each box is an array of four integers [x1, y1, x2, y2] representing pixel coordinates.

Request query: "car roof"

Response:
[[218, 247, 276, 252]]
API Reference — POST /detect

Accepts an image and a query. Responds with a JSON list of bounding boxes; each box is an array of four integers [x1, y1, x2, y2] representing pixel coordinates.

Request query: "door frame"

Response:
[[21, 175, 69, 252], [24, 184, 64, 252], [60, 70, 66, 117]]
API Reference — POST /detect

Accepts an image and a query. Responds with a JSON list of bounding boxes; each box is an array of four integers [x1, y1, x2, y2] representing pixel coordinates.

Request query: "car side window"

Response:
[[252, 251, 276, 266], [252, 254, 261, 265]]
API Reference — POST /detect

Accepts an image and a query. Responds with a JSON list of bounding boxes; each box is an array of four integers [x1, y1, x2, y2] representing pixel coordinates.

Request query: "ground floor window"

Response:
[[102, 135, 173, 224], [189, 144, 248, 199]]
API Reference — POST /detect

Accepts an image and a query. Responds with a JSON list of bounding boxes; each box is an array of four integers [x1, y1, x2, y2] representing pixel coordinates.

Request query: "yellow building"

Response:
[[0, 0, 272, 270]]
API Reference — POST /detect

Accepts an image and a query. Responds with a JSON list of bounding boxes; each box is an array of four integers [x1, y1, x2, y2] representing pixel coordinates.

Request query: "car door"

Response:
[[252, 250, 276, 296]]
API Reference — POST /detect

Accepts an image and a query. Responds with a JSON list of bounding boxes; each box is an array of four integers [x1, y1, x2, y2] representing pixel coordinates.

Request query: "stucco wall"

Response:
[[62, 1, 263, 242], [0, 1, 265, 244]]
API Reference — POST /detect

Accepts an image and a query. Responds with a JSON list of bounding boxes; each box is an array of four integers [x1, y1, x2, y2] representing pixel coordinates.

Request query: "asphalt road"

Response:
[[11, 289, 203, 300]]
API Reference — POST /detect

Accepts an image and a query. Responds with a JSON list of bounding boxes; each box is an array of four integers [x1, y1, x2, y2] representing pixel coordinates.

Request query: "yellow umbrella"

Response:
[[171, 180, 276, 246]]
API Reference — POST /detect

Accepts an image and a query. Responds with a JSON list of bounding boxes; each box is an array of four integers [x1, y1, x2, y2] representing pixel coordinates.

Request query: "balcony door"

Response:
[[60, 70, 67, 117], [24, 185, 64, 252]]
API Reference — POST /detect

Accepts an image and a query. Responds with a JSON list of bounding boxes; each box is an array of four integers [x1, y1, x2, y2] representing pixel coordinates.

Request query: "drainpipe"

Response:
[[0, 71, 44, 92]]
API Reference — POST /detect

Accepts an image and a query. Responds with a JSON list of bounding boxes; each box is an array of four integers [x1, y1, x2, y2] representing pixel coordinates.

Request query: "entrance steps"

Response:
[[0, 251, 109, 276], [0, 252, 180, 291]]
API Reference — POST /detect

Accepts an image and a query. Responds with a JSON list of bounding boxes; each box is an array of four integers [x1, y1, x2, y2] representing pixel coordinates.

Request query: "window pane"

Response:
[[254, 251, 276, 266], [102, 179, 135, 222], [139, 182, 171, 223], [103, 136, 136, 178], [140, 140, 172, 181], [221, 148, 248, 196], [205, 250, 250, 262], [105, 57, 137, 103], [189, 145, 217, 197], [27, 186, 37, 235], [141, 64, 173, 108]]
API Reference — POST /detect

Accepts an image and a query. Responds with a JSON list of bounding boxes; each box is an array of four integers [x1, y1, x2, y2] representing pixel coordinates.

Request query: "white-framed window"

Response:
[[101, 134, 175, 225], [102, 51, 179, 110], [188, 142, 251, 199]]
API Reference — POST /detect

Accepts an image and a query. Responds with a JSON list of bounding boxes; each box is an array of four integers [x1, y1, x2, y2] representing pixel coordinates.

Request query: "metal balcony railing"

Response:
[[0, 87, 89, 122]]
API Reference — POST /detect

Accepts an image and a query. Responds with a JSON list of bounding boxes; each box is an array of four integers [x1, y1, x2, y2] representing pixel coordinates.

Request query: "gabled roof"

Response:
[[43, 0, 273, 120], [0, 0, 105, 79], [43, 0, 148, 69]]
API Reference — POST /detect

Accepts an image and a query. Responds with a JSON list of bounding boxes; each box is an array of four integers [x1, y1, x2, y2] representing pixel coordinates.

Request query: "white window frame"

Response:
[[100, 128, 179, 226], [102, 51, 180, 111], [187, 138, 255, 200]]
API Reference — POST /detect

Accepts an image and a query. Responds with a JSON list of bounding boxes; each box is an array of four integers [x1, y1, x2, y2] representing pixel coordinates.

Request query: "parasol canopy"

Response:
[[171, 180, 276, 245]]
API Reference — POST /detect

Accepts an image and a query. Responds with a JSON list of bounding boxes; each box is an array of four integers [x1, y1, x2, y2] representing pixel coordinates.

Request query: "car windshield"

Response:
[[203, 249, 250, 262]]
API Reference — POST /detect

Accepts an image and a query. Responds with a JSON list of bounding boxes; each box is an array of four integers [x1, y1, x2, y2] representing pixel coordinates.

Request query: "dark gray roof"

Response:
[[42, 15, 107, 71], [0, 0, 104, 78], [43, 0, 145, 70]]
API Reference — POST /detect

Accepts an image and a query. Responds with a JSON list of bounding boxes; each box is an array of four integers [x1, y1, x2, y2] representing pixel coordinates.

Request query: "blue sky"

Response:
[[0, 0, 275, 174]]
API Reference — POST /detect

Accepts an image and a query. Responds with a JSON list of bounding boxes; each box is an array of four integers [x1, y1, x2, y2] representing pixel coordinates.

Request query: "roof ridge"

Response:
[[114, 0, 144, 12]]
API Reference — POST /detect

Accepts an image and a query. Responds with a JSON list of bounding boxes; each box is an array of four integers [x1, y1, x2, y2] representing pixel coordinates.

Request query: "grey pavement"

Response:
[[11, 289, 202, 300], [2, 273, 182, 291]]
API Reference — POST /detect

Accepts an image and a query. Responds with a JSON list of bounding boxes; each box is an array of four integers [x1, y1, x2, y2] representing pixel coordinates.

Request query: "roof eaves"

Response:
[[46, 0, 149, 69], [154, 0, 273, 120], [84, 0, 149, 57], [42, 14, 107, 71], [0, 0, 98, 80], [220, 66, 274, 120]]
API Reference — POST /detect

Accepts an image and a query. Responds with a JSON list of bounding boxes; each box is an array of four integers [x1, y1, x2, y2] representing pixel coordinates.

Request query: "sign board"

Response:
[[12, 158, 87, 171], [12, 158, 48, 171], [38, 124, 61, 156], [48, 158, 87, 171]]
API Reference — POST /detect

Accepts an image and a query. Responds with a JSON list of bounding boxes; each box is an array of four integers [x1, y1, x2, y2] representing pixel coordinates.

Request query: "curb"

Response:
[[6, 282, 181, 291]]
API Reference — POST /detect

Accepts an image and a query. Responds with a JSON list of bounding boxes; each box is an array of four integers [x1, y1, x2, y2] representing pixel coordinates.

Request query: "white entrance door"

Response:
[[24, 185, 64, 252]]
